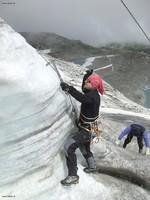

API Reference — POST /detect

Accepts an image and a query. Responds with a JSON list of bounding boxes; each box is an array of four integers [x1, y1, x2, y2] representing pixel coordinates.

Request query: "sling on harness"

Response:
[[78, 113, 102, 143]]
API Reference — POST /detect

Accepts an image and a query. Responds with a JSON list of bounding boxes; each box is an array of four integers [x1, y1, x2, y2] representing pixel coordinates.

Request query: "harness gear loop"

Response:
[[91, 120, 103, 144], [78, 114, 102, 144]]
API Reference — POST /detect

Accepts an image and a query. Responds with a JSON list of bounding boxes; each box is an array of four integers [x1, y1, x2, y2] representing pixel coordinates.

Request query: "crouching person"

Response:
[[60, 70, 104, 185], [116, 123, 150, 155]]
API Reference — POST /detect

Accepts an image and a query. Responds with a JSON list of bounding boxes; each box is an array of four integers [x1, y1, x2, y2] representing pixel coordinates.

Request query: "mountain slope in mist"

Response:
[[21, 32, 150, 106]]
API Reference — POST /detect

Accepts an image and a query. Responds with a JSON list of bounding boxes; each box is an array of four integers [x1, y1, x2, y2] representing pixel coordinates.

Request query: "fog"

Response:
[[0, 0, 150, 46]]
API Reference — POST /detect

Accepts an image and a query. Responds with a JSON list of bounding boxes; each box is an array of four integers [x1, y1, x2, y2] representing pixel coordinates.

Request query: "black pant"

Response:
[[123, 133, 143, 150], [64, 129, 94, 176]]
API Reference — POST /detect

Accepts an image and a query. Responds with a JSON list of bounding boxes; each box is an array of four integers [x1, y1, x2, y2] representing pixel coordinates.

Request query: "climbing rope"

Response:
[[51, 59, 77, 113], [120, 0, 150, 44], [40, 54, 77, 118]]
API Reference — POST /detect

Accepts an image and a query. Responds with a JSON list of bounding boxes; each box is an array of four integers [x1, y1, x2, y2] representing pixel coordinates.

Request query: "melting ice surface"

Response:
[[0, 18, 72, 198]]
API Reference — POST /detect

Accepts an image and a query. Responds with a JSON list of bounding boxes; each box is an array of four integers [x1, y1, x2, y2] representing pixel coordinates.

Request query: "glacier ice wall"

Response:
[[0, 18, 74, 188]]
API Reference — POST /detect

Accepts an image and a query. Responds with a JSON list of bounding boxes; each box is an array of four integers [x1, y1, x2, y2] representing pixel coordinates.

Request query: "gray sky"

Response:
[[0, 0, 150, 46]]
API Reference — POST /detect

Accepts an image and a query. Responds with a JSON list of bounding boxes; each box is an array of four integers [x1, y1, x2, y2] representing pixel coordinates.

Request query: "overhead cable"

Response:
[[120, 0, 150, 44]]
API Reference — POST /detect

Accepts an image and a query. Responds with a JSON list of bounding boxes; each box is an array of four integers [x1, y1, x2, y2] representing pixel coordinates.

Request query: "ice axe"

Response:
[[93, 64, 113, 72]]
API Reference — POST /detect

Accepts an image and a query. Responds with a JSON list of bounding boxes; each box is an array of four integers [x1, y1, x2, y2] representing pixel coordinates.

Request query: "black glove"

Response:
[[60, 82, 70, 92]]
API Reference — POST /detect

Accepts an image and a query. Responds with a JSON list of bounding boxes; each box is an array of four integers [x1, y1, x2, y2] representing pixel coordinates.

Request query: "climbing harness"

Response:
[[120, 0, 150, 44], [78, 113, 102, 143]]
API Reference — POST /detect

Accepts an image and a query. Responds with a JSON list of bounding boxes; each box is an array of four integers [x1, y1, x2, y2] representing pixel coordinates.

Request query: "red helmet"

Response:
[[87, 73, 105, 95]]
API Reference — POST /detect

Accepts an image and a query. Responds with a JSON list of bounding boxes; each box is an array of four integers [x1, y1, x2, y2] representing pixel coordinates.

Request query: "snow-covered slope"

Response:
[[0, 18, 150, 200]]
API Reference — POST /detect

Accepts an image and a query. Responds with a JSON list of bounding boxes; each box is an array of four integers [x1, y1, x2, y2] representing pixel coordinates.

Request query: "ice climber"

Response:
[[60, 69, 104, 185], [116, 123, 150, 155]]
